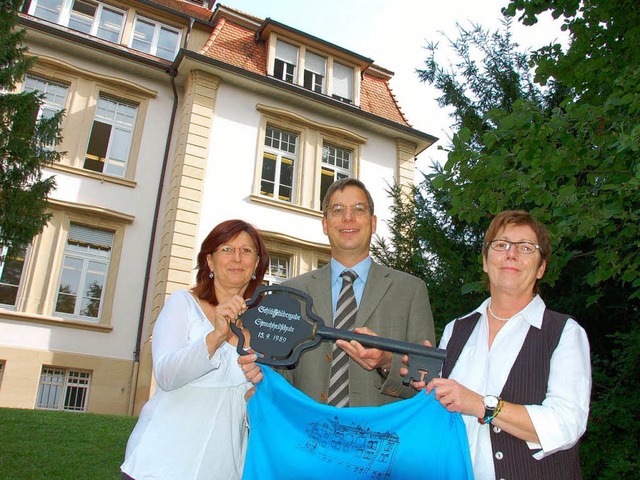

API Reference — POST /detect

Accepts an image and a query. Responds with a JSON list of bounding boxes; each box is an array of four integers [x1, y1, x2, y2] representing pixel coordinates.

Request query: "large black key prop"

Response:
[[230, 285, 446, 385]]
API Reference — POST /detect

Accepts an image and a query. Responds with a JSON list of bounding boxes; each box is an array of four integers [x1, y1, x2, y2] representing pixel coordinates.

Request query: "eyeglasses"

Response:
[[325, 202, 371, 217], [215, 246, 258, 257], [488, 240, 543, 255]]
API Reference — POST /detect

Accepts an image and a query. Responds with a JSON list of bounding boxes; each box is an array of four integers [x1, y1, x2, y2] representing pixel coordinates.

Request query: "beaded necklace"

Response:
[[487, 301, 513, 322]]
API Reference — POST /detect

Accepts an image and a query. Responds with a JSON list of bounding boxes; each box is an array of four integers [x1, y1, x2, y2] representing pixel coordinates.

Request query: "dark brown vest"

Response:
[[442, 309, 582, 480]]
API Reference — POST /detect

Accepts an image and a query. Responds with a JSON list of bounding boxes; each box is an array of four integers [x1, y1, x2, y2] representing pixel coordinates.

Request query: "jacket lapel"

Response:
[[305, 265, 334, 327], [357, 261, 392, 328]]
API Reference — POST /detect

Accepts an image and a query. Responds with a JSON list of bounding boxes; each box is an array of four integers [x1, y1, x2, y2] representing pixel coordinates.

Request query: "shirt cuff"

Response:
[[525, 404, 579, 459], [205, 337, 229, 368]]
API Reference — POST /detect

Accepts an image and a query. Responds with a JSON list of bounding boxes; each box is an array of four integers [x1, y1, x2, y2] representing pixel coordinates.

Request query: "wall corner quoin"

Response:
[[395, 137, 418, 196]]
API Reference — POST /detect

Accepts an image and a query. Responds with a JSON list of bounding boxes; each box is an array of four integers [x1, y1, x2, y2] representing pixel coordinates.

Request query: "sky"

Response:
[[218, 0, 568, 172]]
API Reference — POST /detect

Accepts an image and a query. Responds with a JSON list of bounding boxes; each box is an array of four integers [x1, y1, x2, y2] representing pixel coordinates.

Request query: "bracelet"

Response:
[[479, 398, 504, 425]]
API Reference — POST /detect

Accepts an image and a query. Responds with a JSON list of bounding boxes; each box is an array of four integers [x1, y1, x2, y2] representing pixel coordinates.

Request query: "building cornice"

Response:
[[175, 49, 438, 154], [47, 199, 135, 224]]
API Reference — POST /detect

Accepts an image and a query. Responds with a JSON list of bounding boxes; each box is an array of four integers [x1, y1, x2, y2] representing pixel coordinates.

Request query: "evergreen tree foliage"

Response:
[[371, 177, 484, 336], [0, 0, 62, 250]]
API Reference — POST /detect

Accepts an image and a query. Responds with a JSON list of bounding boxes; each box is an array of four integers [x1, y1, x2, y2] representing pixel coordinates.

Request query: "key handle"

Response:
[[232, 285, 322, 366], [231, 285, 446, 384]]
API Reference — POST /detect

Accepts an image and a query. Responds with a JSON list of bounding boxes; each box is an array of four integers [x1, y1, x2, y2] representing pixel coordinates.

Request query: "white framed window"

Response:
[[131, 16, 181, 61], [320, 143, 352, 204], [264, 253, 291, 285], [54, 223, 114, 321], [255, 106, 364, 211], [274, 40, 298, 83], [22, 74, 69, 150], [30, 0, 64, 23], [332, 61, 354, 104], [36, 367, 91, 412], [83, 95, 137, 177], [0, 244, 28, 308], [22, 75, 69, 120], [270, 37, 355, 103], [263, 236, 330, 280], [316, 259, 329, 270], [29, 0, 126, 44], [261, 125, 298, 202], [304, 51, 326, 94]]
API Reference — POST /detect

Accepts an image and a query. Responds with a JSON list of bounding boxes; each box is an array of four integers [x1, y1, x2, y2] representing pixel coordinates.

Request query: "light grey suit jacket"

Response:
[[279, 260, 435, 406]]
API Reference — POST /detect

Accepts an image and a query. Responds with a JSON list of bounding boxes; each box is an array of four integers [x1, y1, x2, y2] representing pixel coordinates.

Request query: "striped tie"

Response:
[[327, 270, 358, 407]]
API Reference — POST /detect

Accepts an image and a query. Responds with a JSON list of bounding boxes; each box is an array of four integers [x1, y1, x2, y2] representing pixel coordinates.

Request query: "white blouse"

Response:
[[121, 290, 251, 480], [440, 295, 591, 480]]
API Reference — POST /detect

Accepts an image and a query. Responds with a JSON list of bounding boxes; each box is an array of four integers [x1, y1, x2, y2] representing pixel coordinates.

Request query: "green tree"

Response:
[[374, 1, 639, 476], [371, 179, 484, 336], [374, 18, 547, 328], [499, 3, 640, 476], [0, 0, 62, 250]]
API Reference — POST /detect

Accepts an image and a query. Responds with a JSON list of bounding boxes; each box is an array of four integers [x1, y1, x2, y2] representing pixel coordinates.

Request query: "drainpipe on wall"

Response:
[[127, 65, 180, 416]]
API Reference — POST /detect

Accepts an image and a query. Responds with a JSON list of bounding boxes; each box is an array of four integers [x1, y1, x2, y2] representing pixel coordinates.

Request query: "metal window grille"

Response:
[[36, 367, 91, 412]]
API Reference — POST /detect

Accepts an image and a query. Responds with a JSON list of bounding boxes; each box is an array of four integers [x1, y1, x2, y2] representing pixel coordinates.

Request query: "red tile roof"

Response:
[[147, 0, 213, 22], [199, 10, 410, 127], [361, 73, 411, 126], [146, 2, 412, 127], [200, 17, 267, 75]]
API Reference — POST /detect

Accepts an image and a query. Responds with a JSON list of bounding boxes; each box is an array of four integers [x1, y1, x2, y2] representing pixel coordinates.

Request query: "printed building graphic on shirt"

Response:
[[302, 416, 400, 479], [0, 0, 437, 416], [244, 367, 475, 480]]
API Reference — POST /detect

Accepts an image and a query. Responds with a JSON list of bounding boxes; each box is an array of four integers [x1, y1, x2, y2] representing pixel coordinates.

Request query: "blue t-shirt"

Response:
[[244, 367, 473, 480]]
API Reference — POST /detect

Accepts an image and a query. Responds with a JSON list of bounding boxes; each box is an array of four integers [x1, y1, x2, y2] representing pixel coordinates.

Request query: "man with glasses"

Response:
[[241, 178, 435, 407]]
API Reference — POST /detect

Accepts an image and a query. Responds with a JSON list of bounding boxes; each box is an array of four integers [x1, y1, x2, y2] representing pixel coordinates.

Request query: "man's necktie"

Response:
[[327, 269, 358, 407]]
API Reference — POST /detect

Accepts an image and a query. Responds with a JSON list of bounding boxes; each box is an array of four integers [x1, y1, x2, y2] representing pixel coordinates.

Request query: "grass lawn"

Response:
[[0, 407, 137, 479]]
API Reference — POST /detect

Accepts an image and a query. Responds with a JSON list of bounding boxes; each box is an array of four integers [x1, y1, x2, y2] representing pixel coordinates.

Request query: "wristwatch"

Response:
[[483, 395, 500, 418]]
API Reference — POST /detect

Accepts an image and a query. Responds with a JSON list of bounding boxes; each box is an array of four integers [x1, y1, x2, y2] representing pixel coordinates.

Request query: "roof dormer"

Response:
[[256, 18, 373, 107]]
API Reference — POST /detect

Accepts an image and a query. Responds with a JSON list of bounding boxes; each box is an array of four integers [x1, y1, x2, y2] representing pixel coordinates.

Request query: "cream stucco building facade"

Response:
[[0, 0, 436, 415]]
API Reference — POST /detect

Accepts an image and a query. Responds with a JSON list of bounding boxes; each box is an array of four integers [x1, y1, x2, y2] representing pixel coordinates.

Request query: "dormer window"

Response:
[[332, 61, 354, 104], [303, 51, 326, 94], [274, 40, 298, 83], [270, 36, 356, 105]]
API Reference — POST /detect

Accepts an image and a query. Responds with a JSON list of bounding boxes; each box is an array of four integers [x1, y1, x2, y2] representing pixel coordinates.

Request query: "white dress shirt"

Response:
[[121, 290, 251, 480], [439, 295, 591, 480]]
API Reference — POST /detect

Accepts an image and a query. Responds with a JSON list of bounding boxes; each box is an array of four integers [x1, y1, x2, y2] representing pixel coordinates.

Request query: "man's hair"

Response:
[[321, 178, 375, 217]]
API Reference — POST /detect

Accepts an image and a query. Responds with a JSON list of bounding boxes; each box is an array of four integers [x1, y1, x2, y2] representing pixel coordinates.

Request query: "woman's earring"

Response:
[[251, 273, 256, 280], [209, 271, 214, 279]]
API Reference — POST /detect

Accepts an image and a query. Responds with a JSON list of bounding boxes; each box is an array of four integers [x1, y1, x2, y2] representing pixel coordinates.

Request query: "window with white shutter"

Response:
[[303, 51, 326, 94], [332, 61, 354, 104], [274, 40, 298, 83], [54, 223, 114, 321]]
